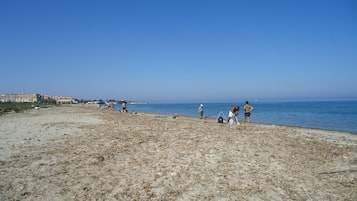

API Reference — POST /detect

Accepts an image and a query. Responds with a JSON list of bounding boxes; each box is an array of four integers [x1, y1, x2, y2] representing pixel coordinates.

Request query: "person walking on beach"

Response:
[[108, 101, 114, 110], [121, 100, 127, 112], [198, 104, 204, 119], [227, 106, 239, 125], [244, 101, 254, 124]]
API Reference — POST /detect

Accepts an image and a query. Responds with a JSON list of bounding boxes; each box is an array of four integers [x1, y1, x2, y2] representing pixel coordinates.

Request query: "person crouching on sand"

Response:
[[227, 106, 239, 125]]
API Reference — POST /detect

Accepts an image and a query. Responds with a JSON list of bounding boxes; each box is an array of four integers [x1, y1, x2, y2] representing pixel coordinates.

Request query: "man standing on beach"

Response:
[[244, 101, 253, 124], [121, 100, 127, 112], [108, 101, 114, 110], [198, 104, 204, 119]]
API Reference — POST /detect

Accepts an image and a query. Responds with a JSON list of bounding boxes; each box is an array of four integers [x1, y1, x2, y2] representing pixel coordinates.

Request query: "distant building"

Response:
[[0, 93, 77, 104], [51, 96, 77, 104], [0, 93, 42, 103]]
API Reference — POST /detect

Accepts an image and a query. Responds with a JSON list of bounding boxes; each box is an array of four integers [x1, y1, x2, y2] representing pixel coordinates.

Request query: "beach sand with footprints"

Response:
[[1, 105, 356, 200]]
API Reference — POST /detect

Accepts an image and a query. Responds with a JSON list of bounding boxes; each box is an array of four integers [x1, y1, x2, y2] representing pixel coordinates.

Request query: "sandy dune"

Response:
[[1, 105, 356, 200]]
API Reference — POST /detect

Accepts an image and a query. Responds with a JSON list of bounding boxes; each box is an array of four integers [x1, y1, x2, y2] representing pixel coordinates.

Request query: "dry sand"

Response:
[[0, 105, 356, 200]]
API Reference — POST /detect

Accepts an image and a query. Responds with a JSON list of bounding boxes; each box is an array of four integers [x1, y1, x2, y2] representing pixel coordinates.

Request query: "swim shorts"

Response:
[[245, 112, 251, 117]]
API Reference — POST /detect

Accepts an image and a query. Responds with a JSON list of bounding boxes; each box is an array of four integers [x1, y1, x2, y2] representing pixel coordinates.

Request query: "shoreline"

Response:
[[122, 100, 357, 134], [1, 105, 356, 200], [126, 109, 357, 136]]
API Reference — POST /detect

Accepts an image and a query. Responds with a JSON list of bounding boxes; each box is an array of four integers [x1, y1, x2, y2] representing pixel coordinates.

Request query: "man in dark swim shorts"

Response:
[[121, 100, 127, 112], [244, 101, 253, 124]]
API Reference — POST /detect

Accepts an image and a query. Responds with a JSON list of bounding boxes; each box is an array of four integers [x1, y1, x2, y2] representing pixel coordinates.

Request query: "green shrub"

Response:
[[0, 102, 58, 115]]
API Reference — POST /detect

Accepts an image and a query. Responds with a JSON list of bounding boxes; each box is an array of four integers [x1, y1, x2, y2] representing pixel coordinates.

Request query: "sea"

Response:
[[116, 100, 357, 134]]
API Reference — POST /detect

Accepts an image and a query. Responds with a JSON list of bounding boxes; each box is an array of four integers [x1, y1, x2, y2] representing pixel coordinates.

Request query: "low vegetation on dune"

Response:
[[0, 102, 57, 115]]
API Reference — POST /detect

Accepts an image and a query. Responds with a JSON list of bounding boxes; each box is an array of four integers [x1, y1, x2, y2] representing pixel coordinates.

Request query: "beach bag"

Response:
[[217, 116, 224, 123]]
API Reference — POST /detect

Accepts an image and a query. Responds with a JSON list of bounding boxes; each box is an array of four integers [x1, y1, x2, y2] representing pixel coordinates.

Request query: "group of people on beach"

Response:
[[106, 101, 127, 112], [227, 101, 253, 125], [198, 101, 254, 125]]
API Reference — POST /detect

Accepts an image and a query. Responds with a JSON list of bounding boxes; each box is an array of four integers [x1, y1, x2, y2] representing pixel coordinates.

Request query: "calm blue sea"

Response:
[[116, 101, 357, 134]]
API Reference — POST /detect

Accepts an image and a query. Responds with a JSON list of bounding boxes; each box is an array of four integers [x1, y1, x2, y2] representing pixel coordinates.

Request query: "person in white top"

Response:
[[198, 104, 204, 119], [227, 106, 239, 125]]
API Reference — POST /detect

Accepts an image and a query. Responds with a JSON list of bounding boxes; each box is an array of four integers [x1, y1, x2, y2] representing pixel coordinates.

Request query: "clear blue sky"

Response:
[[1, 0, 356, 103]]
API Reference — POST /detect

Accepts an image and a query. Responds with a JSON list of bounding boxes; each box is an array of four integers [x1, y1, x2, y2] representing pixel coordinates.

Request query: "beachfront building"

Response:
[[0, 93, 42, 103], [0, 93, 77, 104], [50, 96, 78, 104]]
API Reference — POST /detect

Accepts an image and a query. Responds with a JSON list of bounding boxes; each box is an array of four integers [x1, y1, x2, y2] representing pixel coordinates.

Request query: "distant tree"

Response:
[[43, 97, 57, 104], [78, 99, 86, 104]]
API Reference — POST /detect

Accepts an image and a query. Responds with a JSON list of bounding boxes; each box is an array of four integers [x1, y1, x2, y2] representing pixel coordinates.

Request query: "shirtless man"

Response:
[[108, 101, 114, 110], [121, 101, 127, 112], [227, 106, 239, 125], [244, 101, 253, 124]]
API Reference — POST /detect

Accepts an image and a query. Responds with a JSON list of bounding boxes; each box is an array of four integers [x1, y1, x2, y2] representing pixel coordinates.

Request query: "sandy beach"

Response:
[[1, 105, 356, 200]]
